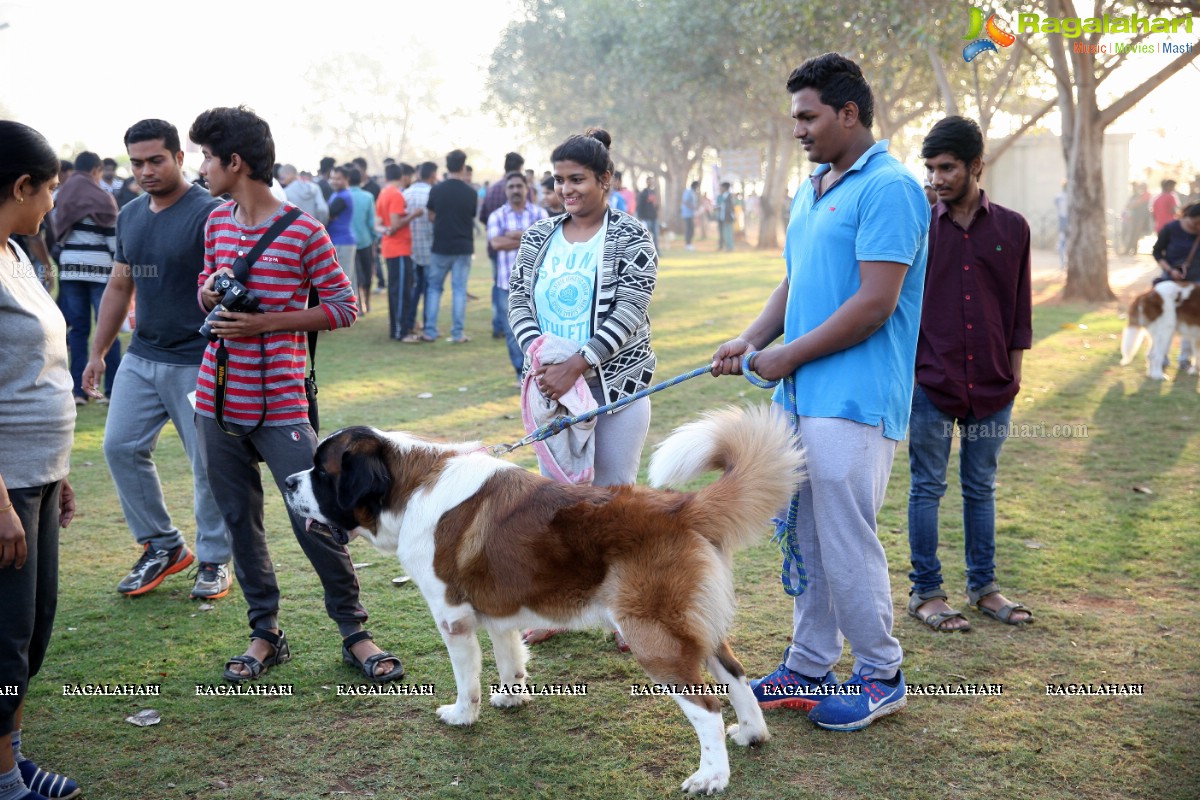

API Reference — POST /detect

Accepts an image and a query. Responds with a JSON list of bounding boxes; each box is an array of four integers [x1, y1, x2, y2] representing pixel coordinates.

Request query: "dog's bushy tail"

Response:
[[648, 405, 803, 553]]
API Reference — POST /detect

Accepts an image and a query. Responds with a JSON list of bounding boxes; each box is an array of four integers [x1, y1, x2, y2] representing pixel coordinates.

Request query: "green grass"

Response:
[[27, 242, 1199, 799]]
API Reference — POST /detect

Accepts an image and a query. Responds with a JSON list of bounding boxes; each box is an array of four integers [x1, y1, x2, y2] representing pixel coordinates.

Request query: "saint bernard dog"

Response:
[[1120, 280, 1200, 379], [284, 405, 803, 794]]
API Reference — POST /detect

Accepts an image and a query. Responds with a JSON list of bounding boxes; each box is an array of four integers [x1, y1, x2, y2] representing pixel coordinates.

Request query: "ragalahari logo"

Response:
[[963, 7, 1017, 62]]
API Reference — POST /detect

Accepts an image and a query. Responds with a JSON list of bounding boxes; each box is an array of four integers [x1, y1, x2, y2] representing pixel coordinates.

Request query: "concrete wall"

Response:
[[982, 132, 1131, 249]]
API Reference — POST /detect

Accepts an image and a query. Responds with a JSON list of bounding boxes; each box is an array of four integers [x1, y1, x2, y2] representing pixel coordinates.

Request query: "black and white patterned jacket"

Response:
[[508, 207, 657, 405]]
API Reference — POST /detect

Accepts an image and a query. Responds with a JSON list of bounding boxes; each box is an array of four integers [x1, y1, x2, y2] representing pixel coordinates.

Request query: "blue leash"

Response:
[[493, 351, 808, 598], [737, 353, 809, 598]]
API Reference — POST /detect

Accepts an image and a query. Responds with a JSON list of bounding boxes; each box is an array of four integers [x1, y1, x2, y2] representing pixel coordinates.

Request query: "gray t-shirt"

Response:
[[115, 184, 220, 365], [0, 240, 74, 489]]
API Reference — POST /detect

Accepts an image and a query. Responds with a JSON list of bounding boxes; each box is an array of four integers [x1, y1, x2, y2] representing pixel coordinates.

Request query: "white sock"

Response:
[[0, 765, 29, 800]]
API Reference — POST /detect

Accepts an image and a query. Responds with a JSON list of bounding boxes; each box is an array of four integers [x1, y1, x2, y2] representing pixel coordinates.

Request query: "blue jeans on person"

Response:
[[59, 278, 121, 399], [490, 255, 503, 337], [907, 384, 1013, 596], [718, 221, 734, 251], [424, 253, 471, 340], [639, 218, 659, 251], [406, 261, 426, 336], [385, 256, 411, 339], [496, 288, 523, 378]]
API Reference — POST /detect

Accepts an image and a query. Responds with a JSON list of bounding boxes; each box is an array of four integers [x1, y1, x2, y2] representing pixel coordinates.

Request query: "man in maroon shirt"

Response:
[[907, 116, 1033, 633]]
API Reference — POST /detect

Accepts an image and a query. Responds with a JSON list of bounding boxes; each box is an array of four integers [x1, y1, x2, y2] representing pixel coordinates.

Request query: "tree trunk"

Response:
[[756, 123, 792, 250], [1062, 116, 1112, 301], [1061, 31, 1114, 303]]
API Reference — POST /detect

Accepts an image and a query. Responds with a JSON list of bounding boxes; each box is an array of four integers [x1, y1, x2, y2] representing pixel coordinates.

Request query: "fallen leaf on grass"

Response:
[[212, 780, 228, 789], [1024, 540, 1045, 549], [1131, 485, 1154, 495], [198, 603, 214, 611], [417, 392, 433, 399], [125, 709, 161, 727]]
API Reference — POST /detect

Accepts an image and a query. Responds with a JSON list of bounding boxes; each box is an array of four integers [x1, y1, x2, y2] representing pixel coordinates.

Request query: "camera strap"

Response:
[[214, 207, 302, 437]]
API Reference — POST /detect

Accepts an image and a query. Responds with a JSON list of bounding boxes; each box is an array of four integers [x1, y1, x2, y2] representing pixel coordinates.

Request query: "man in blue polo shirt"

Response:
[[712, 52, 928, 732]]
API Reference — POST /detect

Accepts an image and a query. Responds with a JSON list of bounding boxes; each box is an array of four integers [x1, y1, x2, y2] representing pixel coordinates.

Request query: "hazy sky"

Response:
[[0, 0, 530, 176], [2, 0, 1195, 184]]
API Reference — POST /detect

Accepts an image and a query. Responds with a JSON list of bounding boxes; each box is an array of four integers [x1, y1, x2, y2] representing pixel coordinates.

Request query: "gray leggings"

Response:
[[589, 386, 651, 487]]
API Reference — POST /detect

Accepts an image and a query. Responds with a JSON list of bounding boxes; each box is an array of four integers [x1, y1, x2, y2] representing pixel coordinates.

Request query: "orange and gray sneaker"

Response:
[[116, 542, 194, 596], [190, 562, 232, 600]]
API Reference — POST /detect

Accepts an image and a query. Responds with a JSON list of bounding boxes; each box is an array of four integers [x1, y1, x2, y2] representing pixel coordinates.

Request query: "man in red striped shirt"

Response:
[[190, 106, 405, 685]]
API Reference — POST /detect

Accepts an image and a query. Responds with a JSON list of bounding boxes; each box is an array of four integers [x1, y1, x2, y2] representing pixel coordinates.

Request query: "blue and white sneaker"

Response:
[[808, 668, 907, 731], [18, 758, 80, 799], [749, 652, 839, 711]]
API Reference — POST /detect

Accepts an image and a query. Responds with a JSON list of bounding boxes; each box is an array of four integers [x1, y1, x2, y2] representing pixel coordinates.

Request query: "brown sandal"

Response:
[[907, 589, 971, 633]]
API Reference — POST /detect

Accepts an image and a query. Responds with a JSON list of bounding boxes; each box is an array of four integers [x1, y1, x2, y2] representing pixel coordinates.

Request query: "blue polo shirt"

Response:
[[776, 139, 929, 440]]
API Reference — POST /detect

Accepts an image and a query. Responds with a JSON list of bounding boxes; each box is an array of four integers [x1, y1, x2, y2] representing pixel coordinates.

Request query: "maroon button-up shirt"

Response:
[[915, 191, 1032, 419]]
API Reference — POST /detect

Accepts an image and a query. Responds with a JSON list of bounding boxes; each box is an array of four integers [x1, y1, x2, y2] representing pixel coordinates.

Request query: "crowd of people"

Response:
[[29, 47, 1200, 797]]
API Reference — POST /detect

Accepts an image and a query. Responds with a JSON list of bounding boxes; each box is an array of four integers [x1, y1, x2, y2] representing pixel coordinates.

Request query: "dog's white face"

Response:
[[284, 425, 400, 551], [284, 426, 483, 553]]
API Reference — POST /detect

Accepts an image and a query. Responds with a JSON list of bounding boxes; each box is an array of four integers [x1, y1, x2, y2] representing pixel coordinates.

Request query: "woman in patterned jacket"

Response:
[[508, 129, 659, 650], [509, 128, 658, 488]]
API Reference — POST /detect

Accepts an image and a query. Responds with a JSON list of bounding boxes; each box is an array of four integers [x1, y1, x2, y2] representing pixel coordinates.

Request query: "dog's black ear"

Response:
[[337, 448, 391, 517]]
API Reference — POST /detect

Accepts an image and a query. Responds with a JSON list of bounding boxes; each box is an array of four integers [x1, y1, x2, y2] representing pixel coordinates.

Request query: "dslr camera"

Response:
[[199, 272, 261, 341]]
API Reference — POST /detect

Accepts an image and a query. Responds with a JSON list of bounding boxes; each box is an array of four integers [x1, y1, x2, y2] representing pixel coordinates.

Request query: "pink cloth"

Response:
[[521, 334, 598, 485]]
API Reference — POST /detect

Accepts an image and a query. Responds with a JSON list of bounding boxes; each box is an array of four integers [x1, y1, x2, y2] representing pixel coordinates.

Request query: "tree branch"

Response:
[[1100, 47, 1200, 127]]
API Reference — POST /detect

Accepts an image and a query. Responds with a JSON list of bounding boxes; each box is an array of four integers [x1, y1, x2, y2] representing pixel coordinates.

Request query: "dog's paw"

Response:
[[726, 722, 769, 747], [490, 691, 528, 709], [436, 703, 479, 726], [681, 767, 729, 795]]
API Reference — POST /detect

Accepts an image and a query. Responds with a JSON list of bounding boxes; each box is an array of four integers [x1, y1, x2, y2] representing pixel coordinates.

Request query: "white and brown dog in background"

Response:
[[1121, 280, 1200, 379], [284, 406, 802, 795]]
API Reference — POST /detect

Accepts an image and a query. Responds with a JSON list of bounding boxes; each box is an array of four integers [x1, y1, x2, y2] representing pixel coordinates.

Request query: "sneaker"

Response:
[[750, 653, 839, 711], [116, 543, 194, 596], [808, 668, 907, 731], [18, 758, 80, 799], [190, 562, 231, 600]]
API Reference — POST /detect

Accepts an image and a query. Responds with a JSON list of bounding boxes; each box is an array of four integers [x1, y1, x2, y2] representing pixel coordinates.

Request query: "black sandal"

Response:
[[223, 628, 291, 683], [342, 630, 405, 683]]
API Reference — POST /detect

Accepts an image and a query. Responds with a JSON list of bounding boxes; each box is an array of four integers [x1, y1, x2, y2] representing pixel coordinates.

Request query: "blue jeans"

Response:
[[718, 221, 734, 251], [59, 279, 121, 399], [407, 262, 426, 335], [385, 256, 411, 339], [490, 255, 503, 337], [496, 288, 523, 377], [907, 384, 1013, 595], [424, 253, 471, 340]]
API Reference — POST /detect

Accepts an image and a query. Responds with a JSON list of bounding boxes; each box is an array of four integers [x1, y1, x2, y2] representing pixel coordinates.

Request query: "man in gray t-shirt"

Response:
[[82, 119, 232, 601]]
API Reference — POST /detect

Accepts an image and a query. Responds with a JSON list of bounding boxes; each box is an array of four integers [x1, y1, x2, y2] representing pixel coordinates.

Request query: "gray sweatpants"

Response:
[[590, 387, 651, 487], [784, 415, 904, 681], [103, 353, 231, 564]]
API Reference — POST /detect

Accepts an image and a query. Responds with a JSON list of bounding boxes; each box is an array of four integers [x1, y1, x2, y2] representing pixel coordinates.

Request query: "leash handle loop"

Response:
[[741, 351, 779, 389]]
